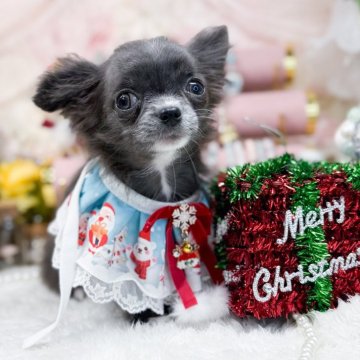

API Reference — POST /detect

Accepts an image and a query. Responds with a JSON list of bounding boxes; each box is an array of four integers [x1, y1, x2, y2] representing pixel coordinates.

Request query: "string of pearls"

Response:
[[0, 267, 40, 285], [293, 313, 318, 360]]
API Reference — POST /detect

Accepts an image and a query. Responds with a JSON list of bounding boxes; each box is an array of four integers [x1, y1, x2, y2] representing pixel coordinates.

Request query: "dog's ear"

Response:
[[33, 55, 101, 121], [187, 26, 229, 106]]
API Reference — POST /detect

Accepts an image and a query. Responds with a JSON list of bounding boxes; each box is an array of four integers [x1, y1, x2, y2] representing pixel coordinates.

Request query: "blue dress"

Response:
[[51, 159, 208, 315]]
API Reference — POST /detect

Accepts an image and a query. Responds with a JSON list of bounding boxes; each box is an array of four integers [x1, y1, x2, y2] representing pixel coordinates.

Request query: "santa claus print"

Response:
[[88, 203, 115, 254], [128, 230, 156, 280]]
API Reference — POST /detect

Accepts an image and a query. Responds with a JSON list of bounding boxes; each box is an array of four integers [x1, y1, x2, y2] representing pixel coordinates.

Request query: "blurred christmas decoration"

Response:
[[0, 99, 77, 162], [212, 154, 360, 319], [0, 159, 55, 222], [224, 90, 319, 137], [335, 105, 360, 160], [0, 0, 350, 169], [228, 45, 296, 91], [0, 159, 56, 265], [0, 201, 19, 266], [203, 44, 323, 172]]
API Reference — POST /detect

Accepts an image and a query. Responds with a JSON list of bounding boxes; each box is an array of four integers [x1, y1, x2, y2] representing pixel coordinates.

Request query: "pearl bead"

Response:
[[294, 314, 318, 360]]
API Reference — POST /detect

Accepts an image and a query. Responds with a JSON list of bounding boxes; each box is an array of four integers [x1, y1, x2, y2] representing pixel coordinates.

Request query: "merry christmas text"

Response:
[[252, 247, 360, 303], [276, 197, 345, 245]]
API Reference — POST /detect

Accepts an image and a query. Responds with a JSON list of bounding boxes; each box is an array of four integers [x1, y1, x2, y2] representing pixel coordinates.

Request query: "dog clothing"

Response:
[[24, 158, 222, 348]]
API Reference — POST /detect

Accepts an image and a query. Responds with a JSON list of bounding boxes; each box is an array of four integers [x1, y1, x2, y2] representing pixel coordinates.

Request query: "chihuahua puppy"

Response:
[[35, 26, 229, 322]]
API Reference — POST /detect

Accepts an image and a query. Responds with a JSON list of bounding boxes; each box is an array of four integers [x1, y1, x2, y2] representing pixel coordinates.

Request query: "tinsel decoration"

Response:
[[212, 154, 360, 319], [288, 159, 332, 312]]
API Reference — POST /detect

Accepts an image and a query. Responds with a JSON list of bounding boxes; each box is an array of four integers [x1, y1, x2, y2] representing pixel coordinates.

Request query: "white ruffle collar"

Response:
[[99, 164, 201, 214]]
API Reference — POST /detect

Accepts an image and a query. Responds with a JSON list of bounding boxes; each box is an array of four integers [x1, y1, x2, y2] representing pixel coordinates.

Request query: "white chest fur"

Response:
[[152, 151, 176, 200]]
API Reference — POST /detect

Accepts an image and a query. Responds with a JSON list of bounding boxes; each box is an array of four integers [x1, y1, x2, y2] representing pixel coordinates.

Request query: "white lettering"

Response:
[[276, 207, 304, 245], [252, 268, 272, 302], [277, 197, 345, 245], [252, 247, 360, 303]]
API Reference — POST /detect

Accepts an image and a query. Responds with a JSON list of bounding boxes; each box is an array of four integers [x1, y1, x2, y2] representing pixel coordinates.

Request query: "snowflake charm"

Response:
[[172, 204, 197, 233]]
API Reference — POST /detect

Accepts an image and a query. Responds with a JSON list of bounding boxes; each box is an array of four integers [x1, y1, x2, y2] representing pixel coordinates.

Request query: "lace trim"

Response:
[[53, 245, 171, 315], [73, 267, 171, 315]]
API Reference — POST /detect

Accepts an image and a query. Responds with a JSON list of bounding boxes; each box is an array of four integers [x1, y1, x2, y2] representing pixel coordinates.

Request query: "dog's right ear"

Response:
[[33, 55, 101, 116], [187, 26, 229, 107]]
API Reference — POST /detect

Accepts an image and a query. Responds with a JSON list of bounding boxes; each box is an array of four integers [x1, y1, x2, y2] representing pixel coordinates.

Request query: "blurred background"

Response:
[[1, 0, 360, 268]]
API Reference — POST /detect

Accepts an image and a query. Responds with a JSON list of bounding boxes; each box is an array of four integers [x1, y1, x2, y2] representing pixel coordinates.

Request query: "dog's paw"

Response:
[[171, 285, 229, 324]]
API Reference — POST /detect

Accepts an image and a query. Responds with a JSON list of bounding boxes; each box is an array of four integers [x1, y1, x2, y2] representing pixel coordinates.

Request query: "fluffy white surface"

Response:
[[171, 285, 229, 323], [1, 266, 360, 360]]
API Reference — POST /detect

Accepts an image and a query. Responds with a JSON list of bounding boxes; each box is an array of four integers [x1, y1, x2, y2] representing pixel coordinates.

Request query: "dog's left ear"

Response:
[[33, 55, 101, 131], [187, 26, 229, 106]]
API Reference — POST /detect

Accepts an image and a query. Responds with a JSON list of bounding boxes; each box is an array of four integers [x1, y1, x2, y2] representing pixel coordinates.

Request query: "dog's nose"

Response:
[[159, 107, 182, 126]]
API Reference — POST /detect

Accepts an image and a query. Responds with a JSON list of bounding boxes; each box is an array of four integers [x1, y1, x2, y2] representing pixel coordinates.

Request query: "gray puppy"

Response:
[[34, 25, 229, 321]]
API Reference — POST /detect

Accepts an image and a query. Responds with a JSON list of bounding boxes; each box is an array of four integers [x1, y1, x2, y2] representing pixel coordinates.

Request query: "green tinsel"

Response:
[[312, 160, 360, 191], [313, 161, 344, 175], [224, 155, 360, 204], [344, 164, 360, 191], [214, 241, 228, 270], [288, 159, 333, 312], [226, 153, 293, 202]]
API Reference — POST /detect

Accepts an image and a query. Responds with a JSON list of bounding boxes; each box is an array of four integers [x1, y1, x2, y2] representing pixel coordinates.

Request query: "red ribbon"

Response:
[[140, 203, 223, 309]]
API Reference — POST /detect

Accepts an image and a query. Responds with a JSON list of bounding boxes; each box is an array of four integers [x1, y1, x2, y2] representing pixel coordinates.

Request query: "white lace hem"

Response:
[[72, 266, 171, 315], [53, 245, 173, 315]]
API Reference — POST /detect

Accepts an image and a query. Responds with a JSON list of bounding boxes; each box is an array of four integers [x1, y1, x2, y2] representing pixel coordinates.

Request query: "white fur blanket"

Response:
[[1, 266, 360, 360]]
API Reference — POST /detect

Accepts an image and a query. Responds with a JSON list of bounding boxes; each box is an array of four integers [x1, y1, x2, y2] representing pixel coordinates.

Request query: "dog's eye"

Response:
[[186, 80, 204, 96], [116, 92, 138, 110]]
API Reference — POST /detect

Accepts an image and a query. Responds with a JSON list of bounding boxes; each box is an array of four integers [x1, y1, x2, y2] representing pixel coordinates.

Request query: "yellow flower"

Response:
[[15, 195, 39, 213], [0, 159, 41, 199], [41, 184, 56, 208]]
